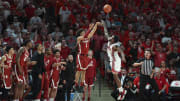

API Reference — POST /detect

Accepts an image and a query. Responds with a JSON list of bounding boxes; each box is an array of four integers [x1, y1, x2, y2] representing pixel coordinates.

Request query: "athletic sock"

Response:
[[118, 87, 123, 92], [75, 82, 78, 87], [49, 98, 54, 101]]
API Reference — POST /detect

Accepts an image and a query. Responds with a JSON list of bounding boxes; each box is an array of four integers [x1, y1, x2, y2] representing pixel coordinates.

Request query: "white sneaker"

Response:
[[117, 88, 127, 101]]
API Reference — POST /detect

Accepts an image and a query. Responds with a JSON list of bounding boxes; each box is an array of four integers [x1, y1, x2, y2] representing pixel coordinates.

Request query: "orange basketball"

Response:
[[103, 4, 112, 13]]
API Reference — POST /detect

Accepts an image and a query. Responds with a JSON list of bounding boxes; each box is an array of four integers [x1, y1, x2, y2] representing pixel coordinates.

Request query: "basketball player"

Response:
[[0, 46, 14, 100], [83, 50, 96, 101], [101, 20, 127, 100], [43, 48, 53, 101], [14, 40, 33, 101], [49, 50, 66, 101], [75, 22, 101, 89]]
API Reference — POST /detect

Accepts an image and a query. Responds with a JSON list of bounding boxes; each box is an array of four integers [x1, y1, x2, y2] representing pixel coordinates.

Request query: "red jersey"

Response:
[[52, 57, 61, 75], [44, 55, 53, 73], [4, 54, 13, 68], [61, 46, 70, 60], [51, 57, 61, 88], [78, 38, 90, 55], [86, 58, 96, 78], [134, 76, 140, 89], [154, 76, 169, 94], [3, 54, 13, 89], [19, 47, 29, 68]]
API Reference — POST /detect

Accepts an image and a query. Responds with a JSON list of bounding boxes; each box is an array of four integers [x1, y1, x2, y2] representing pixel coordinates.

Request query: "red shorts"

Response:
[[84, 77, 94, 86], [2, 68, 12, 89], [14, 65, 26, 84], [50, 69, 59, 89], [76, 54, 89, 71]]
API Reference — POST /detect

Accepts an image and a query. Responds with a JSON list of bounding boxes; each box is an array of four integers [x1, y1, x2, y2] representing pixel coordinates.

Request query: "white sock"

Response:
[[43, 99, 47, 101], [49, 98, 54, 101], [33, 99, 40, 101], [118, 87, 124, 92], [13, 100, 19, 101]]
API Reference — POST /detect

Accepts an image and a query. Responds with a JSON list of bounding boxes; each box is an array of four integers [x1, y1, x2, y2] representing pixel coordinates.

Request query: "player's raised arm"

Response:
[[87, 22, 101, 39], [101, 20, 109, 39]]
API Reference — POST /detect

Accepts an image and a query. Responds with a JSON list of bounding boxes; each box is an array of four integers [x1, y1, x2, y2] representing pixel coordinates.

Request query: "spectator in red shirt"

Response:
[[142, 38, 152, 49], [60, 39, 70, 60], [25, 2, 36, 19], [133, 74, 140, 89], [152, 43, 171, 67], [154, 68, 169, 101]]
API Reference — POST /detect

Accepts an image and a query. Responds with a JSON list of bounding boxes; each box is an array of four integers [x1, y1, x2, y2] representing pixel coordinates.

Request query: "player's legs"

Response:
[[82, 86, 87, 101], [43, 75, 50, 100], [113, 73, 121, 88], [20, 84, 25, 100], [23, 74, 31, 99], [13, 83, 24, 100], [49, 76, 59, 101], [75, 71, 81, 86], [49, 88, 57, 101], [75, 55, 88, 87], [22, 84, 31, 99], [13, 84, 19, 100], [80, 71, 86, 86], [111, 62, 127, 101], [88, 86, 92, 101]]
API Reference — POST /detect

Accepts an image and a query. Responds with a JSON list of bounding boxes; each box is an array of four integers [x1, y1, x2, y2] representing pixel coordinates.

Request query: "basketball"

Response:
[[103, 4, 112, 13]]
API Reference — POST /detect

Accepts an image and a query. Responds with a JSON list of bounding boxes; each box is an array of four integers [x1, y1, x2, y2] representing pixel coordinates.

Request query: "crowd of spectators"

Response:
[[0, 0, 180, 101]]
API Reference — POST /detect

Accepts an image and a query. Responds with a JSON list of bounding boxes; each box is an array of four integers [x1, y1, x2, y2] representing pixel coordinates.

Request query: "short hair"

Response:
[[53, 49, 60, 54], [45, 48, 51, 52], [23, 40, 31, 46], [5, 46, 12, 52], [35, 43, 41, 50], [144, 48, 152, 54], [76, 28, 84, 37]]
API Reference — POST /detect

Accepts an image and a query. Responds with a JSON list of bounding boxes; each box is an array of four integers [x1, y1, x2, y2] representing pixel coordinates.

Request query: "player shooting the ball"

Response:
[[74, 22, 101, 91]]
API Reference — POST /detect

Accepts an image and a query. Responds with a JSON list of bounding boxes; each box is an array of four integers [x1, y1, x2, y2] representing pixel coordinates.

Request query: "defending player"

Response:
[[75, 22, 101, 89], [101, 20, 127, 100]]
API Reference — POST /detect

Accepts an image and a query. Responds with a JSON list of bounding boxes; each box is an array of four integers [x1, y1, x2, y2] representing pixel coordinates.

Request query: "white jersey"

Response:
[[107, 41, 122, 73]]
